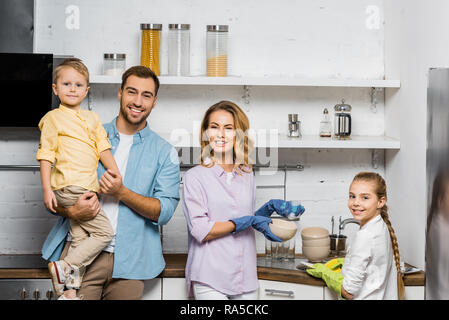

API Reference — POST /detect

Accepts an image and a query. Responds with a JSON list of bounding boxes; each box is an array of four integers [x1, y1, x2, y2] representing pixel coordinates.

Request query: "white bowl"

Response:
[[301, 227, 329, 241], [269, 219, 298, 241], [302, 245, 330, 262], [302, 237, 330, 247]]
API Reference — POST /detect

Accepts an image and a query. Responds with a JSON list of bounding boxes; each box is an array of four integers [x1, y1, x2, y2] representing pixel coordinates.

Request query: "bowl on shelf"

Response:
[[302, 245, 330, 263], [269, 219, 298, 241]]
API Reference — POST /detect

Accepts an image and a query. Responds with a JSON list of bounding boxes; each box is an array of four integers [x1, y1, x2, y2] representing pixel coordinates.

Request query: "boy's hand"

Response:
[[43, 189, 58, 213], [99, 169, 123, 198]]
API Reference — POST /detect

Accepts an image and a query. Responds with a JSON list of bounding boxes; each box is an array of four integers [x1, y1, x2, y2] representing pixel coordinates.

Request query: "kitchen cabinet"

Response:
[[258, 279, 323, 300], [162, 277, 190, 300], [404, 286, 425, 300], [141, 278, 162, 300], [324, 285, 425, 300]]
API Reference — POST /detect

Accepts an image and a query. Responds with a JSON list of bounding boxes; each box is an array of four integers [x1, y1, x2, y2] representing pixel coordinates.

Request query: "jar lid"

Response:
[[207, 25, 229, 32], [104, 53, 126, 59], [140, 23, 162, 30], [334, 99, 352, 112], [169, 24, 190, 30]]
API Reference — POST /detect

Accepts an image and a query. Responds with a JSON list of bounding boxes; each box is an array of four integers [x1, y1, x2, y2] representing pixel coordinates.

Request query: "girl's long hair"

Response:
[[352, 172, 405, 300], [199, 100, 253, 174]]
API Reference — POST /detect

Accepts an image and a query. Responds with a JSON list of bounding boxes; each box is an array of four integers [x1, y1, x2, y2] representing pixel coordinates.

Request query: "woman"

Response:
[[182, 100, 297, 300]]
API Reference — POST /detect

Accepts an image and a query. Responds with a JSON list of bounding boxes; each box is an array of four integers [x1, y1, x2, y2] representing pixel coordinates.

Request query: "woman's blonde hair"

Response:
[[199, 100, 253, 174], [352, 171, 405, 300]]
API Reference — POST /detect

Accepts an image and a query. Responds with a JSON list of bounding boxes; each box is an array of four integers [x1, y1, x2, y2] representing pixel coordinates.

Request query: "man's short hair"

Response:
[[121, 66, 160, 96], [53, 58, 89, 84]]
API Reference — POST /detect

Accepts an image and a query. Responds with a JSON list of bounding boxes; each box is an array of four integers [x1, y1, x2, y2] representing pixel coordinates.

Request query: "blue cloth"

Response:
[[231, 215, 282, 242], [41, 118, 180, 280], [255, 199, 305, 218]]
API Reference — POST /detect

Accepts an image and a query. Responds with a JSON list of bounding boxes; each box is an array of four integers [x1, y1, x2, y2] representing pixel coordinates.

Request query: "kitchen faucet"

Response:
[[338, 217, 360, 236]]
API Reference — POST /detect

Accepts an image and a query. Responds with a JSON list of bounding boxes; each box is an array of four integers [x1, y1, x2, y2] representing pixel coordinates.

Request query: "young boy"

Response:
[[36, 58, 118, 300]]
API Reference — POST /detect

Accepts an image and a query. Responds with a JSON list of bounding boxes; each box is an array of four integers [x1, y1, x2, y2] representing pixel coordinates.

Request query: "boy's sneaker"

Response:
[[65, 265, 82, 290], [48, 260, 69, 296]]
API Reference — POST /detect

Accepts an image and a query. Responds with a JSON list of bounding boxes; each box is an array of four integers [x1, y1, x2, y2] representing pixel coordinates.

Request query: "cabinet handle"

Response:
[[265, 288, 294, 298], [19, 288, 28, 300]]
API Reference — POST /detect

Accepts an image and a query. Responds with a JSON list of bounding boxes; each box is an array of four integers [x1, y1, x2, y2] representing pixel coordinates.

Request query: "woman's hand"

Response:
[[43, 189, 58, 213]]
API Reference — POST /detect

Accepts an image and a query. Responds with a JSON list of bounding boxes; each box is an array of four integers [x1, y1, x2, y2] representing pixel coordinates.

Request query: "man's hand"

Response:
[[99, 169, 124, 198], [57, 192, 100, 222]]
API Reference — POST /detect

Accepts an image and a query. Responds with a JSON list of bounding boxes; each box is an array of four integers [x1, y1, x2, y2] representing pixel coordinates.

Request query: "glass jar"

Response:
[[140, 23, 162, 75], [206, 25, 228, 77], [103, 53, 126, 76], [168, 24, 190, 76]]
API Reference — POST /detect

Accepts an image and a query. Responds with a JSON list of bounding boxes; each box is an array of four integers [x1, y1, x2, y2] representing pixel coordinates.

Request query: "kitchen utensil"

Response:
[[302, 245, 330, 262], [288, 114, 301, 138], [334, 99, 352, 140], [168, 24, 190, 76], [269, 219, 298, 241], [206, 25, 228, 77], [300, 261, 315, 268], [330, 234, 347, 255], [301, 226, 329, 240]]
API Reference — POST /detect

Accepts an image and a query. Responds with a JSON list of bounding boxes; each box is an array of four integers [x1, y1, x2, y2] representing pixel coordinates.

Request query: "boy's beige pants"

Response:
[[54, 185, 113, 275]]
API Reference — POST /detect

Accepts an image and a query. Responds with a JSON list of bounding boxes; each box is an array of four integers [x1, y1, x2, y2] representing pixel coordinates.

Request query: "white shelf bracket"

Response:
[[371, 149, 380, 169], [370, 87, 383, 113], [242, 85, 251, 104]]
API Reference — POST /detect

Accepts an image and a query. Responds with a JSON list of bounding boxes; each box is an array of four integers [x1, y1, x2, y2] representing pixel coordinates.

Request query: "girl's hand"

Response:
[[43, 189, 58, 213]]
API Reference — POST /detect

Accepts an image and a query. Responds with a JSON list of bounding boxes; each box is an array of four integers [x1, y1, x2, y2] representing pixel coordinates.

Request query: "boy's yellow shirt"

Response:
[[36, 104, 112, 192]]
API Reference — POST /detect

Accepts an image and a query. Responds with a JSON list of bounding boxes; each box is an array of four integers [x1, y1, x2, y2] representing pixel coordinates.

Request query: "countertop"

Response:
[[0, 254, 425, 286]]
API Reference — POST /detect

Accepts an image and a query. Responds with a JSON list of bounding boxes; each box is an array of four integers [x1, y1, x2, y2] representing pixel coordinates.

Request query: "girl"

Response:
[[182, 100, 287, 300], [308, 172, 405, 300]]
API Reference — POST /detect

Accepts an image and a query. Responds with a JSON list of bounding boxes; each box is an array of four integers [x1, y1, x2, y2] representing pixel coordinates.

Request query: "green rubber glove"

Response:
[[306, 263, 344, 298], [325, 258, 345, 272]]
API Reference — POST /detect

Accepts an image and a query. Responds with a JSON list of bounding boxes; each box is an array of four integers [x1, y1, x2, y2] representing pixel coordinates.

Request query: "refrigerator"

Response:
[[425, 68, 449, 299]]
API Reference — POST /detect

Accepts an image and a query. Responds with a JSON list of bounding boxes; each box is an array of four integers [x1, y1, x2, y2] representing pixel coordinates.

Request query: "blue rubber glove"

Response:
[[255, 199, 305, 218], [230, 216, 282, 242]]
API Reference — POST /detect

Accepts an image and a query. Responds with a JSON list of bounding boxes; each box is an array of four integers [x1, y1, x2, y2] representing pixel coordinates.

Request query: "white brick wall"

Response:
[[0, 0, 388, 254]]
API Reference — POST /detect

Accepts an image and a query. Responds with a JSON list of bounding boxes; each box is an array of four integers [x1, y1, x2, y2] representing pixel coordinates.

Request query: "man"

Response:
[[41, 65, 180, 300]]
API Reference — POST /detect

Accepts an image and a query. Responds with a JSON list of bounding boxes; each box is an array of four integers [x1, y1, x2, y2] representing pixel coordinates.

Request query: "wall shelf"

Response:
[[90, 75, 400, 88], [161, 133, 400, 149]]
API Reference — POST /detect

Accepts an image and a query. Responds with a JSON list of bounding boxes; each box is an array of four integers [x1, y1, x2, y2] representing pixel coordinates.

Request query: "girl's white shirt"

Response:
[[341, 214, 398, 300]]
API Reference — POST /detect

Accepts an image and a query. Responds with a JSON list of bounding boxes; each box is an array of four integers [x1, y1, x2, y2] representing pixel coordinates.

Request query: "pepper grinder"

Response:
[[288, 114, 301, 138]]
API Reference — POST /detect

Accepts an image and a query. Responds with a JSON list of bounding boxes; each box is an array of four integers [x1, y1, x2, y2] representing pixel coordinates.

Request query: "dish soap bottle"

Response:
[[319, 108, 332, 137]]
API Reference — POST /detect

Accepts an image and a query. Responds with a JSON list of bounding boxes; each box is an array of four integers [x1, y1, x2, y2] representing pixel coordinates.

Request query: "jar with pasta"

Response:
[[140, 23, 162, 75], [206, 25, 228, 77]]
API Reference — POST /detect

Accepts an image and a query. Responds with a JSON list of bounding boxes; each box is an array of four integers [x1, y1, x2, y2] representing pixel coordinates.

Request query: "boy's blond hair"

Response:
[[53, 58, 89, 84]]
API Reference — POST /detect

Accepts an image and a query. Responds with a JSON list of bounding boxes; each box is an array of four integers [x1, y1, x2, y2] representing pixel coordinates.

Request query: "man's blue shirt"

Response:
[[41, 118, 180, 279]]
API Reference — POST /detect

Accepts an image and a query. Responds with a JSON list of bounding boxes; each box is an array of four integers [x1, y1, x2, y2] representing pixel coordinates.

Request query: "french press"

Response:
[[333, 99, 352, 140]]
